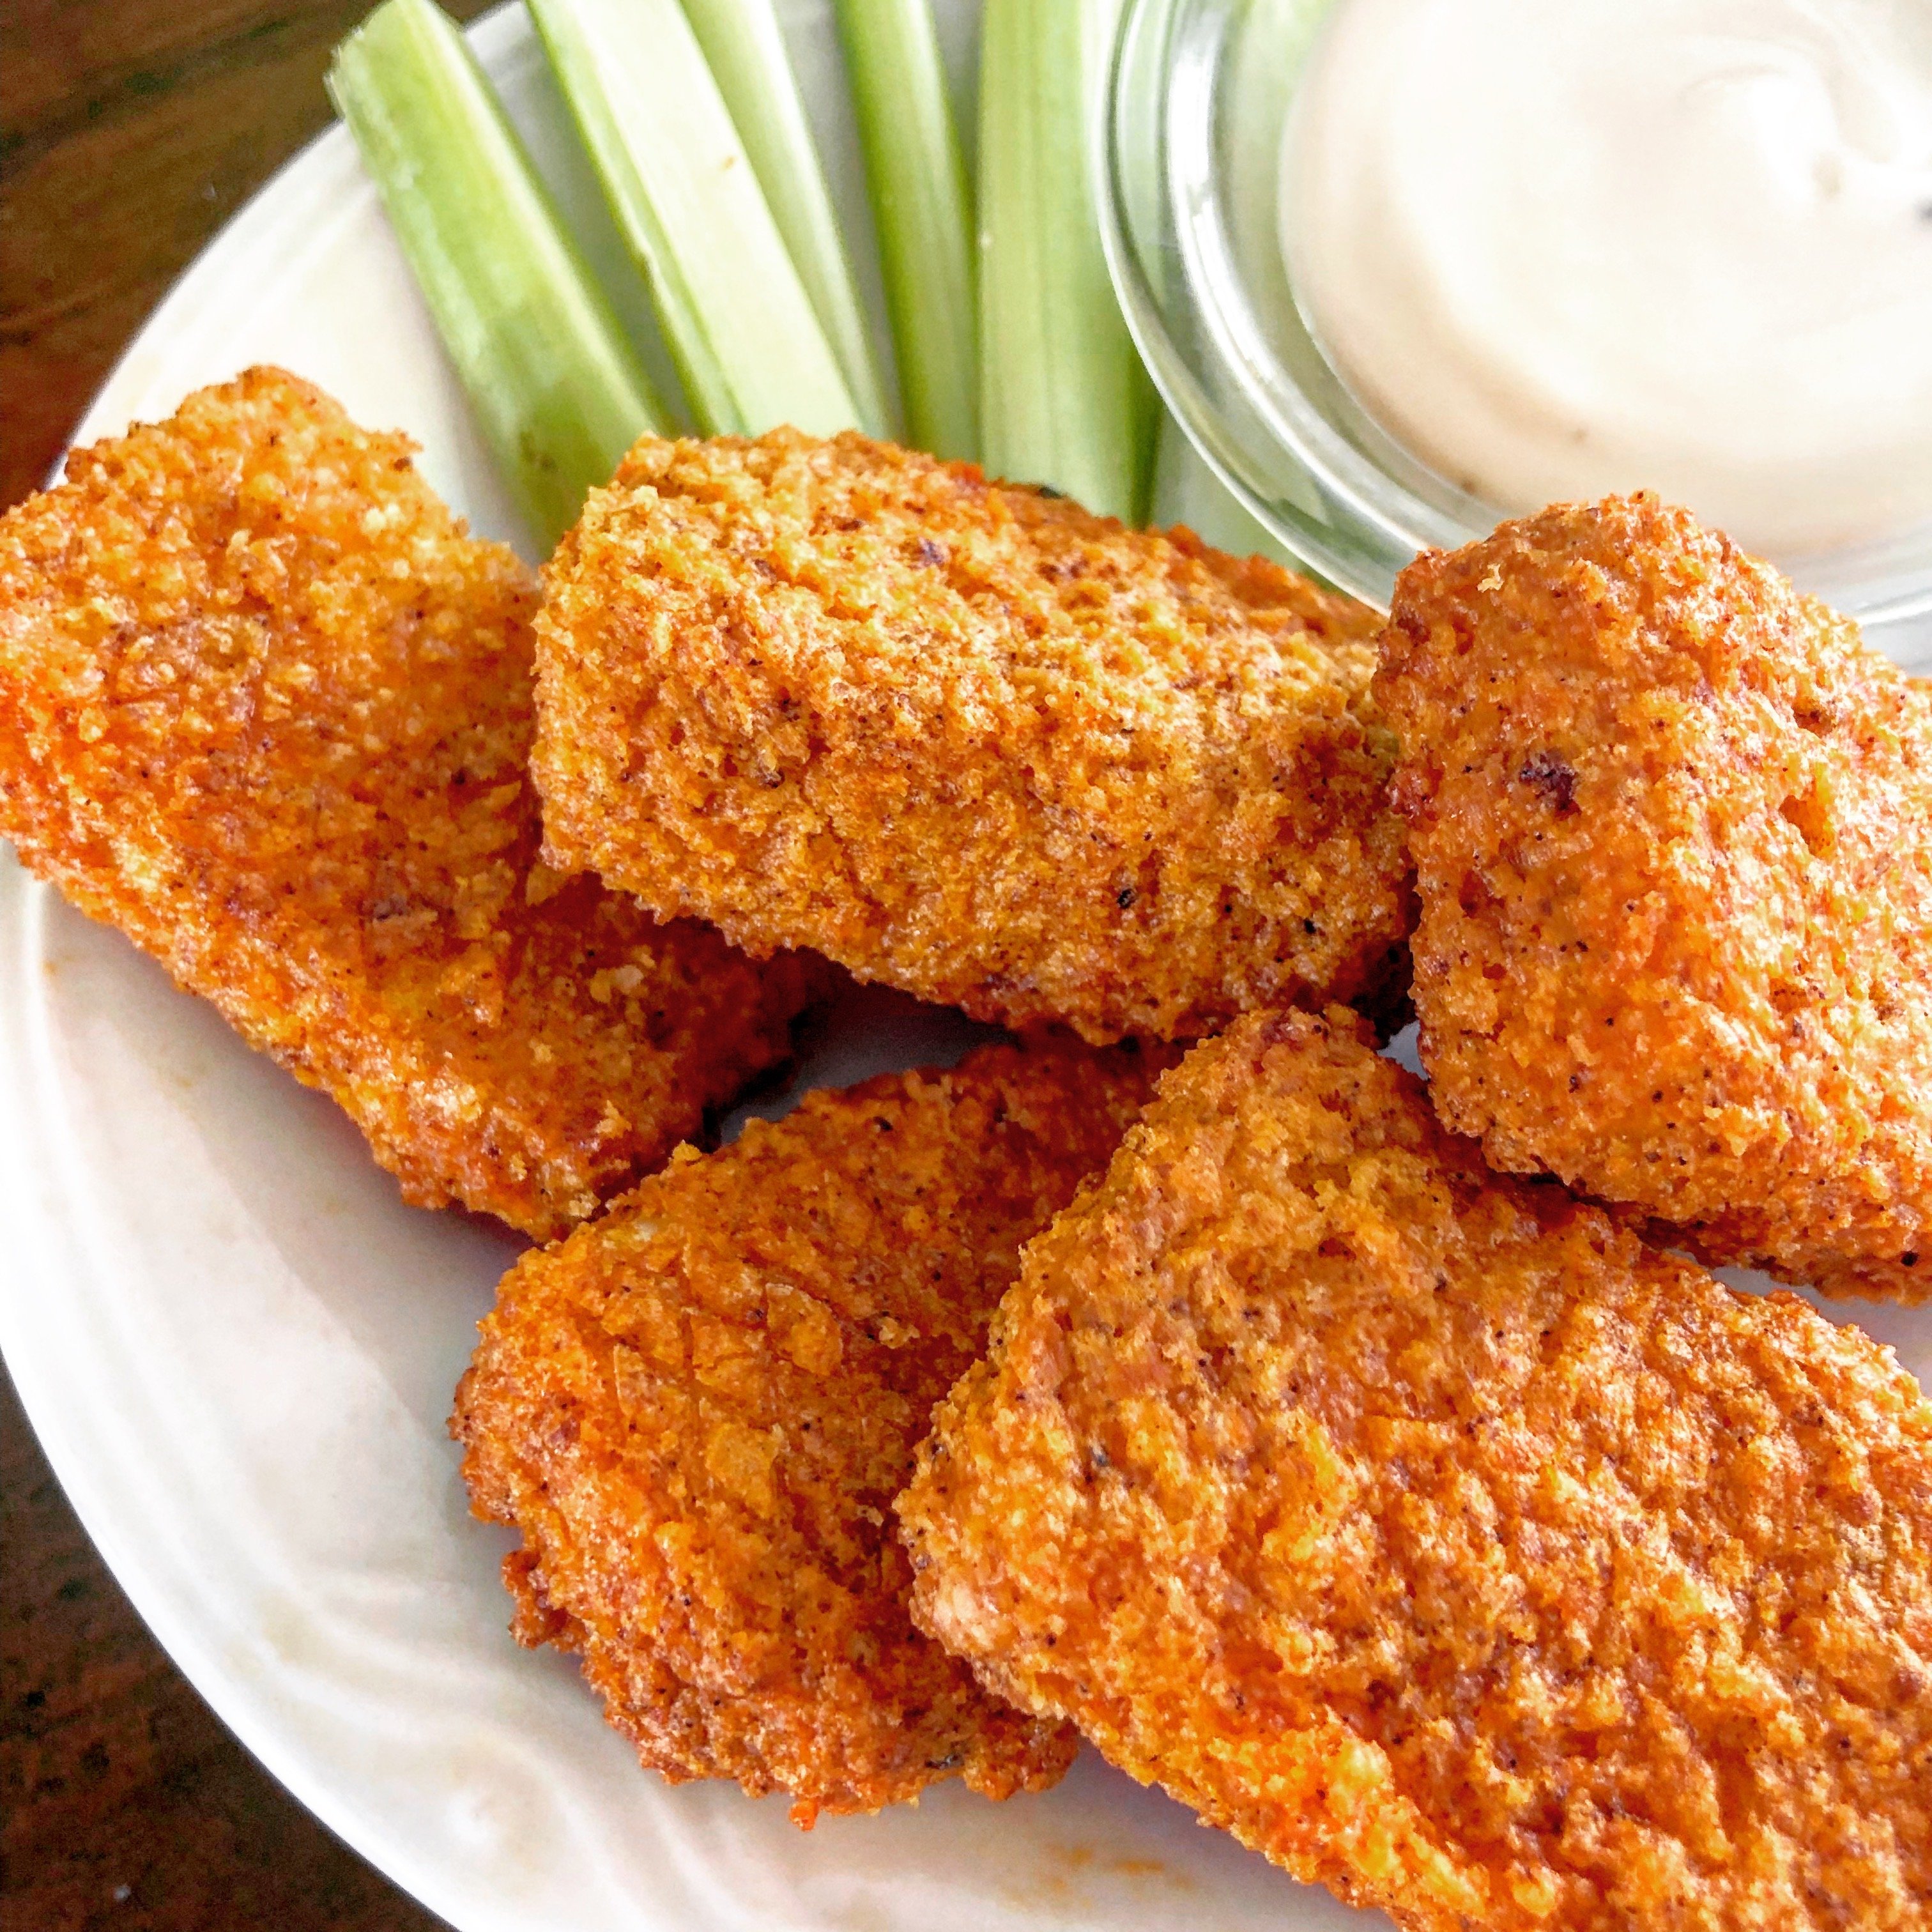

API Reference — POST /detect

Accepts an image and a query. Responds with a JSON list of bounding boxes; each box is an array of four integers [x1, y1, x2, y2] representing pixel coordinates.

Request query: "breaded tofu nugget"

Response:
[[533, 429, 1411, 1045], [901, 1008, 1932, 1931], [454, 1036, 1174, 1822], [0, 369, 824, 1239], [1374, 494, 1932, 1299]]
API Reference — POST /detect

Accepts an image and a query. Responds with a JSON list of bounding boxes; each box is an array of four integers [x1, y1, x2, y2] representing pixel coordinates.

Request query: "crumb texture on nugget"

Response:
[[0, 368, 824, 1238], [901, 1008, 1932, 1931], [532, 428, 1411, 1045], [454, 1036, 1174, 1822], [1375, 493, 1932, 1299]]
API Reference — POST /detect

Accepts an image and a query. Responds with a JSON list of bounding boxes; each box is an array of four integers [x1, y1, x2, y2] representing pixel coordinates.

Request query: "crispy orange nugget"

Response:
[[1374, 494, 1932, 1298], [454, 1035, 1174, 1821], [0, 369, 824, 1238], [532, 429, 1411, 1045], [901, 1008, 1932, 1931]]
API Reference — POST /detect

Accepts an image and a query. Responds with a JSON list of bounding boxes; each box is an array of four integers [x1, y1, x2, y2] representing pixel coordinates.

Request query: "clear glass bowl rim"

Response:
[[1098, 0, 1932, 633]]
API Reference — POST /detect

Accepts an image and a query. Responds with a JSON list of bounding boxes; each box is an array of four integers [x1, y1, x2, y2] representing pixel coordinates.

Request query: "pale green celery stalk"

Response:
[[530, 0, 859, 441], [678, 0, 896, 438], [836, 0, 979, 461], [327, 0, 664, 546], [977, 0, 1157, 521]]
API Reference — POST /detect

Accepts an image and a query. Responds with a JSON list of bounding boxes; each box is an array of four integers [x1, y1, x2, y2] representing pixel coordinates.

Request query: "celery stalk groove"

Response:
[[678, 0, 896, 438], [977, 0, 1157, 521], [530, 0, 861, 443], [327, 0, 665, 546], [836, 0, 979, 462]]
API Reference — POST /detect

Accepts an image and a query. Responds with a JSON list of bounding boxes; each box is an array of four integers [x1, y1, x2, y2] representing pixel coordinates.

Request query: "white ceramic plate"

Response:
[[0, 6, 1349, 1928], [5, 8, 1931, 1931]]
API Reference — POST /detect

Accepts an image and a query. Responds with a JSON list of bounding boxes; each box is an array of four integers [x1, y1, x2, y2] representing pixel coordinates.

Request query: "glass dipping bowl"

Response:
[[1101, 0, 1932, 646]]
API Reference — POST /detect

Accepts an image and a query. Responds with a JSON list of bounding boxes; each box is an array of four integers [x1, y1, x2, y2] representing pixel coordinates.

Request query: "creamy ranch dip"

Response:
[[1279, 0, 1932, 555]]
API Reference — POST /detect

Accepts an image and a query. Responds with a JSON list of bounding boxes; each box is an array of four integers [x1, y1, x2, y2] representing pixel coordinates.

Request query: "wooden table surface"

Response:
[[2, 4, 484, 1925]]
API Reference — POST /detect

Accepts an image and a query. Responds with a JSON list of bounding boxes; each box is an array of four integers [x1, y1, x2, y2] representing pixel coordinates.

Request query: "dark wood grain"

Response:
[[0, 0, 488, 502], [1, 5, 489, 1926], [1, 1365, 449, 1930]]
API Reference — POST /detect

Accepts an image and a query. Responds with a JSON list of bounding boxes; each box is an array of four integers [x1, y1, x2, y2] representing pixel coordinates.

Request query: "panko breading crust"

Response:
[[454, 1035, 1176, 1822], [532, 428, 1412, 1045], [901, 1008, 1932, 1931], [1374, 494, 1932, 1300], [0, 369, 825, 1239]]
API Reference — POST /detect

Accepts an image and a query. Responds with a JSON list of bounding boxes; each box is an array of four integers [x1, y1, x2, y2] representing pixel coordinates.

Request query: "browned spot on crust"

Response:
[[1517, 750, 1578, 816]]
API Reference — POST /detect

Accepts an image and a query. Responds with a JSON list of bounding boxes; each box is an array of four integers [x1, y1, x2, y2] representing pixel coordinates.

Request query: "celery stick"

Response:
[[530, 0, 859, 441], [678, 0, 896, 438], [977, 0, 1157, 521], [328, 0, 664, 545], [836, 0, 979, 461]]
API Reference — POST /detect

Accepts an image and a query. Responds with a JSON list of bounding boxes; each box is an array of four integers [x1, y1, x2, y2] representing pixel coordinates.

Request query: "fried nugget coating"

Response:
[[0, 369, 825, 1239], [453, 1034, 1176, 1821], [901, 1008, 1932, 1931], [532, 428, 1412, 1045], [1373, 494, 1932, 1299]]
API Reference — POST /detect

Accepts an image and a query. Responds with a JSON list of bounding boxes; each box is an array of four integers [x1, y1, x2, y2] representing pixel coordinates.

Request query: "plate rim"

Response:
[[12, 7, 1932, 1925], [0, 10, 595, 1923]]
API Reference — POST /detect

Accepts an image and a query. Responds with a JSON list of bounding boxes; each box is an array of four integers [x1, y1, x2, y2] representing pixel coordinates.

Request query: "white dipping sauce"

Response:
[[1279, 0, 1932, 555]]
